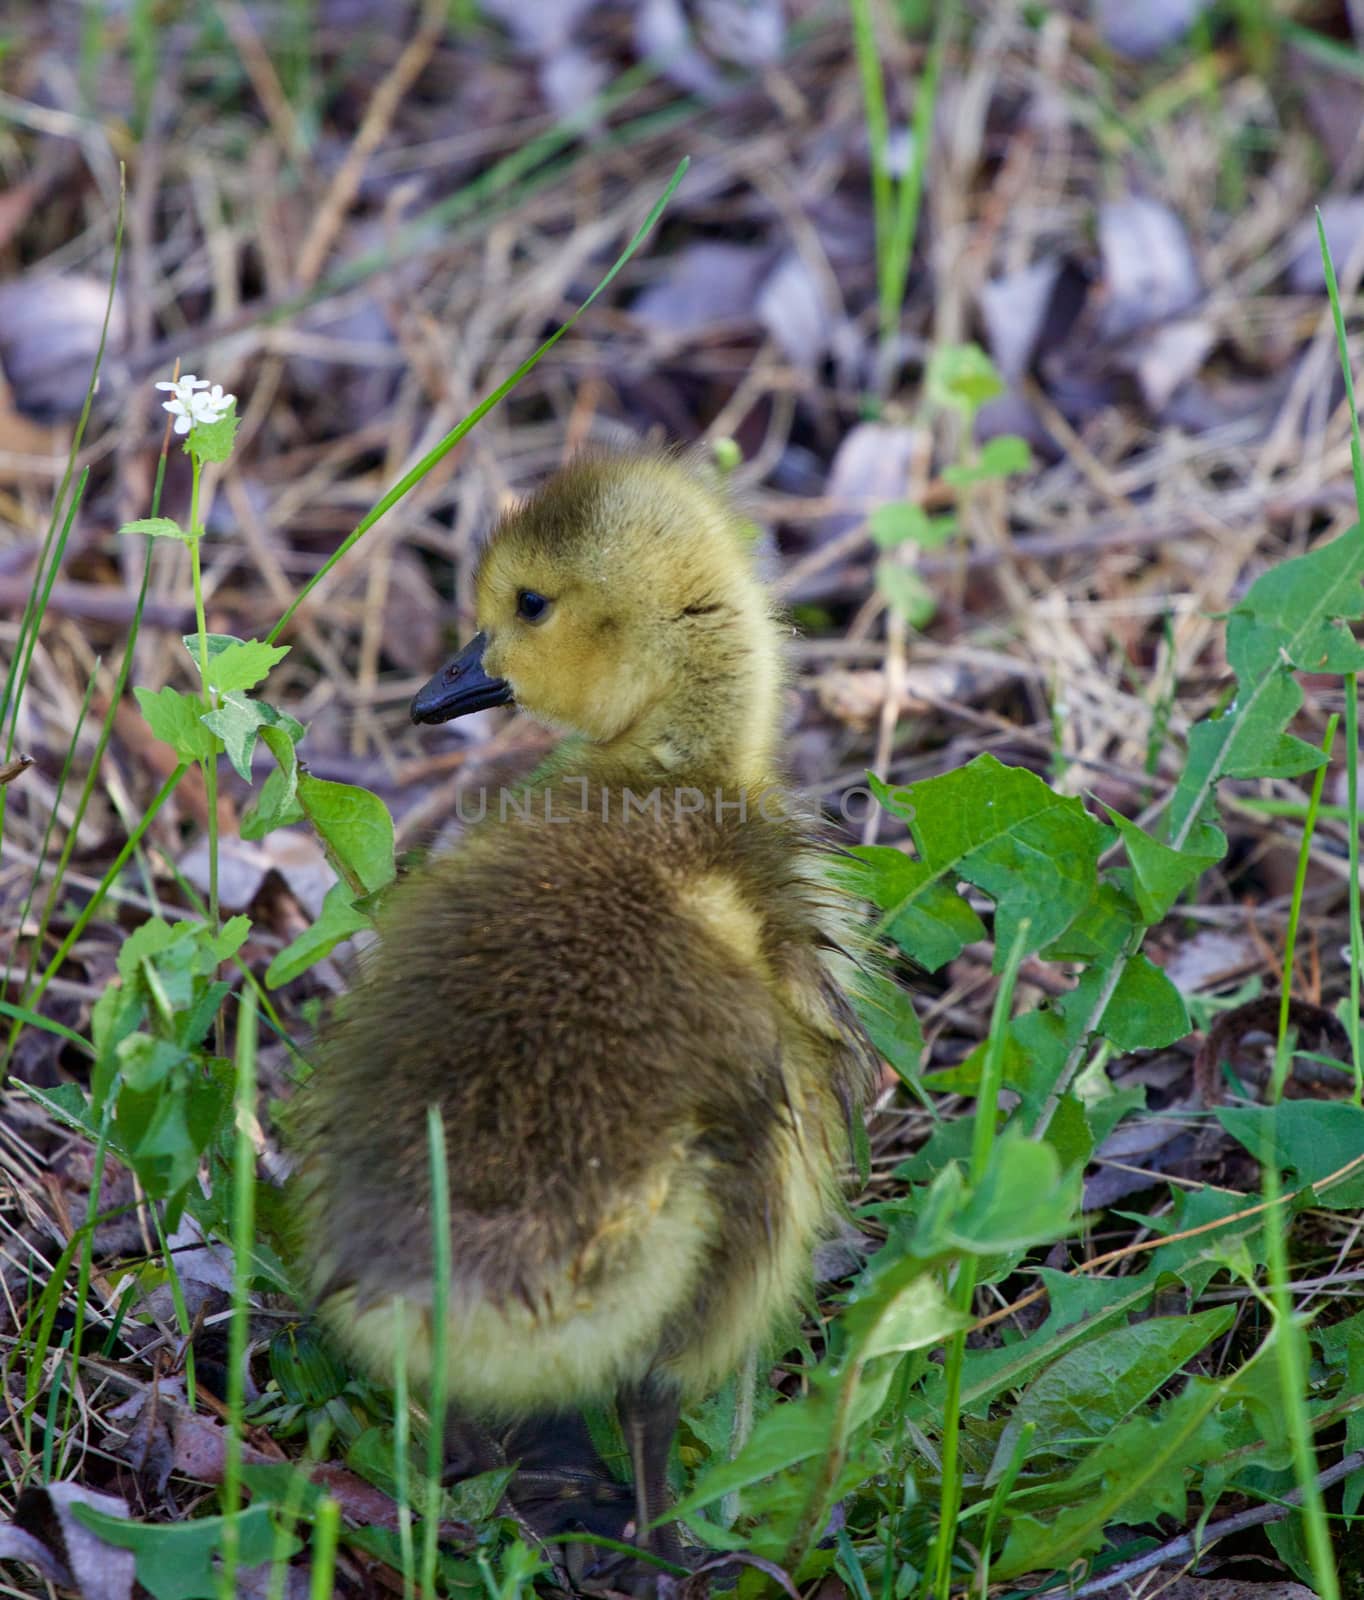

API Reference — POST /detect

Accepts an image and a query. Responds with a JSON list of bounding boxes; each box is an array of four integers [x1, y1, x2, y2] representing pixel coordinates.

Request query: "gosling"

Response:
[[299, 452, 878, 1564]]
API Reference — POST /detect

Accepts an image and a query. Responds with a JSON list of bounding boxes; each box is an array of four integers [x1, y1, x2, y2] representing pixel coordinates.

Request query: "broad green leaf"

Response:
[[840, 1256, 965, 1363], [70, 1502, 284, 1600], [1217, 1101, 1364, 1208], [296, 773, 396, 897], [1103, 806, 1220, 923], [1313, 1308, 1364, 1515], [993, 1369, 1247, 1577], [846, 962, 923, 1082], [181, 634, 290, 692], [212, 914, 251, 962], [119, 516, 193, 543], [842, 845, 984, 972], [133, 685, 218, 763], [1098, 952, 1189, 1050], [186, 400, 239, 464], [911, 1130, 1080, 1258], [988, 1305, 1235, 1480], [241, 721, 306, 839], [266, 879, 372, 988], [864, 753, 1106, 972], [116, 1032, 186, 1092]]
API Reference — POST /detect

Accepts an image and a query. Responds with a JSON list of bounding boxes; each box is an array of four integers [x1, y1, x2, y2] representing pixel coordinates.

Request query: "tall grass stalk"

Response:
[[1261, 718, 1342, 1600], [265, 157, 688, 645], [848, 0, 950, 386], [308, 1496, 341, 1600], [423, 1107, 452, 1597], [393, 1303, 416, 1600], [219, 989, 259, 1599], [0, 167, 124, 787], [1272, 717, 1338, 1101]]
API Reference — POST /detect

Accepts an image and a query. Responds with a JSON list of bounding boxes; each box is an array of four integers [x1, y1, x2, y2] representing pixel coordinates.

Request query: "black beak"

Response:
[[410, 632, 513, 725]]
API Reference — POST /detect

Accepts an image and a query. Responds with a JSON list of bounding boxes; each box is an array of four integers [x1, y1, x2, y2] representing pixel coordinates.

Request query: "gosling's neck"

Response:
[[558, 617, 785, 794]]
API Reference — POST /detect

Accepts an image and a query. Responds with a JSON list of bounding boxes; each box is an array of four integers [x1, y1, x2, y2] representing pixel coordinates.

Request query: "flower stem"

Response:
[[187, 451, 219, 936]]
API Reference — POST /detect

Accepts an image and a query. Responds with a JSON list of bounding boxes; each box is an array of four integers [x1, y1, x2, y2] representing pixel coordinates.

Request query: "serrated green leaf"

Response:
[[846, 962, 923, 1082], [1103, 806, 1220, 923], [1099, 952, 1189, 1050], [1170, 525, 1364, 846], [133, 685, 219, 763], [296, 773, 395, 897], [868, 503, 957, 550], [863, 753, 1106, 972], [993, 1367, 1249, 1577], [182, 634, 290, 692], [185, 400, 239, 464], [988, 1305, 1235, 1480], [241, 721, 306, 839], [119, 516, 194, 543], [843, 844, 985, 971], [209, 639, 289, 692]]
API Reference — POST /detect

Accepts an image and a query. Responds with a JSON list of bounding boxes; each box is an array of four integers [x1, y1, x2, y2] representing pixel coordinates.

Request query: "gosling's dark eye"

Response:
[[516, 590, 551, 624]]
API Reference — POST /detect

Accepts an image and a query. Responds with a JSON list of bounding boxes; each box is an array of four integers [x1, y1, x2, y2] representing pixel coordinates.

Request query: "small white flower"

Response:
[[190, 383, 235, 425], [154, 374, 232, 435]]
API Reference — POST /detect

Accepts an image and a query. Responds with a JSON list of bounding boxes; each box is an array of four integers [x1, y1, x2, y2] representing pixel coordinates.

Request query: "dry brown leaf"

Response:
[[0, 1482, 136, 1600]]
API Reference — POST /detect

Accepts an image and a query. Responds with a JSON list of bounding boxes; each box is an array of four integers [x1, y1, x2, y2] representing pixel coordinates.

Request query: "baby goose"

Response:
[[300, 453, 878, 1565]]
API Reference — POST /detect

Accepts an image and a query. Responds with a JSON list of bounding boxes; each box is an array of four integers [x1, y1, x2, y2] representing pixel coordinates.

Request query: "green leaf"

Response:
[[241, 721, 306, 839], [186, 400, 239, 464], [69, 1502, 284, 1600], [201, 692, 278, 781], [942, 433, 1033, 487], [868, 503, 956, 550], [846, 962, 923, 1082], [988, 1305, 1236, 1479], [297, 773, 396, 897], [1217, 1101, 1364, 1208], [993, 1366, 1252, 1577], [875, 559, 937, 627], [925, 342, 1004, 420], [860, 753, 1106, 972], [182, 634, 290, 692], [133, 685, 218, 763], [118, 516, 194, 543], [1099, 953, 1189, 1050], [212, 914, 252, 962], [1102, 806, 1220, 923], [842, 844, 984, 972], [1169, 524, 1364, 847], [266, 879, 372, 988], [911, 1129, 1080, 1258]]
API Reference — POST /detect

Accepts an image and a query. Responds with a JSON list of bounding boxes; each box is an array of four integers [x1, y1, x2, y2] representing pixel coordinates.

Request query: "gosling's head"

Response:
[[412, 453, 784, 783]]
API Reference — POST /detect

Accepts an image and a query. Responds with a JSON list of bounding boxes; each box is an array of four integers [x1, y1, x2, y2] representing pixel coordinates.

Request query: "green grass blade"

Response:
[[220, 988, 260, 1599], [266, 157, 689, 646]]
